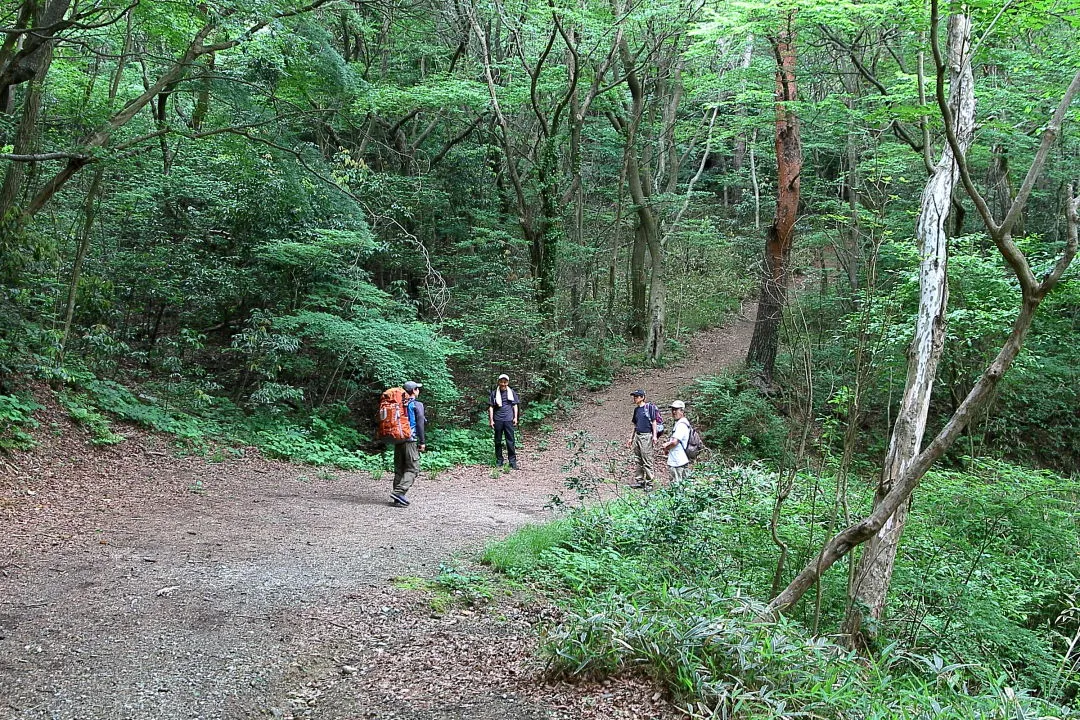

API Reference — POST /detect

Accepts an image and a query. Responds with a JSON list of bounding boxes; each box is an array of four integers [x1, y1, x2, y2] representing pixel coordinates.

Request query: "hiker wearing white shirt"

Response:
[[663, 400, 692, 482], [488, 373, 520, 469]]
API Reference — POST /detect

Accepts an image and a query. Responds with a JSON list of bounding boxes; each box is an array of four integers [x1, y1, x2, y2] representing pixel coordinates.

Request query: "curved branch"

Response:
[[0, 151, 87, 162]]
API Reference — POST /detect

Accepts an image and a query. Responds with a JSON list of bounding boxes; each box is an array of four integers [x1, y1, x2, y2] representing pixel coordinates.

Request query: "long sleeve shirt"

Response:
[[412, 400, 427, 444]]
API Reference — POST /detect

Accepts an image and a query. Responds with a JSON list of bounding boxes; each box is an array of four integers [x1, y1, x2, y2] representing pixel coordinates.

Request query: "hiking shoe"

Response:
[[630, 482, 654, 490], [509, 461, 519, 470], [389, 493, 410, 507]]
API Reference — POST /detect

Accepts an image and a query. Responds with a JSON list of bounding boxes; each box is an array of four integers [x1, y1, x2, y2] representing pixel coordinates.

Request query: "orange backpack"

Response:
[[377, 387, 413, 443]]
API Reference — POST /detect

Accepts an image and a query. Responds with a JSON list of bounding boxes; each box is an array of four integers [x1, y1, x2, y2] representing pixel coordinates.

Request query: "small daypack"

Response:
[[646, 402, 665, 435], [377, 387, 412, 443], [684, 423, 705, 460]]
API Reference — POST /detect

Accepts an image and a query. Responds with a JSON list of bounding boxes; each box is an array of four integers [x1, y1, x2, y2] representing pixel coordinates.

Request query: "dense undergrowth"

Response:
[[483, 461, 1080, 717], [0, 372, 514, 473]]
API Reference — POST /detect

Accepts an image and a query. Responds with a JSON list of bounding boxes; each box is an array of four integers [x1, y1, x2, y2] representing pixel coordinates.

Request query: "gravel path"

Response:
[[0, 304, 754, 720]]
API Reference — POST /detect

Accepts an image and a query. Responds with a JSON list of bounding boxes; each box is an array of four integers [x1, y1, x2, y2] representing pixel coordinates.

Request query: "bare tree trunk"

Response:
[[629, 222, 648, 340], [746, 12, 801, 385], [59, 168, 103, 361], [644, 221, 665, 361], [842, 12, 976, 648], [749, 128, 760, 230], [730, 36, 755, 205]]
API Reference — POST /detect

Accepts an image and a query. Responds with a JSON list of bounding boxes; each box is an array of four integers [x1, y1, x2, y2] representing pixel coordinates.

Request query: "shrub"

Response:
[[481, 519, 574, 577], [0, 393, 40, 452], [688, 372, 790, 464], [488, 461, 1080, 713]]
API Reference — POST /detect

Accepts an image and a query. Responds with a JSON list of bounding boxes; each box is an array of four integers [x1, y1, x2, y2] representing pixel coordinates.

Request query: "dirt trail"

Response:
[[0, 305, 754, 720]]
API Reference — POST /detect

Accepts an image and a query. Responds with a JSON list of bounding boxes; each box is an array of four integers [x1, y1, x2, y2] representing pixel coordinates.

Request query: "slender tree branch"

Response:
[[0, 151, 87, 162]]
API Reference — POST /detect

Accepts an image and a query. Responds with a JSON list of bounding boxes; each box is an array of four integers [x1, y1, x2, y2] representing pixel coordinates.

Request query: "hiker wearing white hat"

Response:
[[663, 400, 692, 482], [488, 373, 520, 469]]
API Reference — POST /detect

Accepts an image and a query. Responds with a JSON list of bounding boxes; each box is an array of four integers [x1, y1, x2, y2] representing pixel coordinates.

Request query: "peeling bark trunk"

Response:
[[842, 13, 976, 648], [746, 13, 801, 384]]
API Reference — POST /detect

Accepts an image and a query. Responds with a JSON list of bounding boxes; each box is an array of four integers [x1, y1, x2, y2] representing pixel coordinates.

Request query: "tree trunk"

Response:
[[841, 12, 976, 648], [191, 53, 215, 131], [629, 221, 648, 340], [0, 0, 72, 104], [746, 13, 801, 385], [767, 14, 1080, 619], [59, 167, 104, 362], [730, 36, 755, 205], [0, 1, 69, 220], [644, 217, 665, 362]]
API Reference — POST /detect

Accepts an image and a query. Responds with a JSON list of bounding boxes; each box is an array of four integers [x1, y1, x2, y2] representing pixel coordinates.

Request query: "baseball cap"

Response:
[[403, 381, 422, 393], [669, 400, 685, 409], [498, 373, 510, 381], [630, 389, 645, 397]]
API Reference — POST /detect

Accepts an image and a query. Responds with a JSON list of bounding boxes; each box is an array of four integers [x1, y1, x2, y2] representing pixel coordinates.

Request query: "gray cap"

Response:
[[403, 381, 422, 393], [669, 400, 685, 409]]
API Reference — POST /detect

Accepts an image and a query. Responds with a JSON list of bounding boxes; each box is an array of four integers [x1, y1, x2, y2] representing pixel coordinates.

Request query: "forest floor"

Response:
[[0, 304, 755, 720]]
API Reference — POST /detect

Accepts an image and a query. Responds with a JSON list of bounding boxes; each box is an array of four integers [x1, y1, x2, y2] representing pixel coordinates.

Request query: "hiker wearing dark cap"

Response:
[[626, 389, 659, 489], [391, 381, 425, 507], [488, 373, 520, 469]]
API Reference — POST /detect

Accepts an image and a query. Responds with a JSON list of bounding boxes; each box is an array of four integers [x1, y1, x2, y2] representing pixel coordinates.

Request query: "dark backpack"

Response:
[[684, 422, 705, 460], [646, 402, 665, 435]]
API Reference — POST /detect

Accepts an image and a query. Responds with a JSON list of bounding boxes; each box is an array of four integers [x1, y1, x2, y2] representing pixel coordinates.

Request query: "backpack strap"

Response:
[[677, 418, 692, 449]]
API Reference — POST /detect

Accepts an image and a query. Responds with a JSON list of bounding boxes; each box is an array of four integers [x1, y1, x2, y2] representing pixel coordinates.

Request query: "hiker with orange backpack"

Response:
[[387, 381, 425, 507]]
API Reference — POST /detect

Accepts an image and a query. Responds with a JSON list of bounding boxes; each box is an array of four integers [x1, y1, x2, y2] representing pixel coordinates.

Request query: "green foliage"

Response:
[[481, 520, 574, 577], [275, 310, 461, 406], [893, 461, 1080, 697], [419, 425, 492, 472], [0, 394, 40, 452], [59, 392, 124, 446], [76, 378, 210, 442], [688, 372, 790, 464], [432, 561, 495, 607], [248, 416, 370, 469], [395, 562, 498, 614], [803, 236, 1080, 473], [487, 461, 1080, 711], [544, 592, 1064, 719]]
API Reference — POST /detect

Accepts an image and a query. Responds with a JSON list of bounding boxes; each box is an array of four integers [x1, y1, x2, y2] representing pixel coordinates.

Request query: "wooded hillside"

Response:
[[2, 0, 1080, 715], [0, 0, 1076, 464]]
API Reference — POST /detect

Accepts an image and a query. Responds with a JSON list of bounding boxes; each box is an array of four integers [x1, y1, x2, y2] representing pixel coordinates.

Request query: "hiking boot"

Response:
[[390, 492, 410, 507], [630, 481, 654, 490], [509, 461, 519, 470]]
